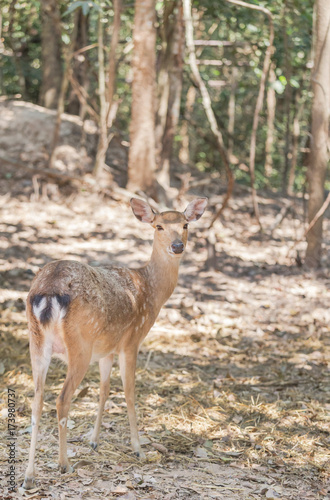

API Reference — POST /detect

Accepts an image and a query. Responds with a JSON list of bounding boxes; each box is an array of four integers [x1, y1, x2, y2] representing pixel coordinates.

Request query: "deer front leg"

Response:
[[119, 348, 145, 459], [90, 353, 114, 449]]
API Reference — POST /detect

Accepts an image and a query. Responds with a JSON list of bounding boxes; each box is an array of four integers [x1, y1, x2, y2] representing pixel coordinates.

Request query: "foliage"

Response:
[[0, 0, 320, 193]]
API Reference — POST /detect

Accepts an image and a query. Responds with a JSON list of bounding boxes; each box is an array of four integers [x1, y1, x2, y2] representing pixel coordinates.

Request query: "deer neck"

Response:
[[141, 243, 181, 314]]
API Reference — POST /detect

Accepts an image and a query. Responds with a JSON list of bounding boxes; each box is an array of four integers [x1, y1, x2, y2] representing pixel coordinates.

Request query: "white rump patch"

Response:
[[33, 296, 47, 321], [52, 297, 67, 322], [33, 296, 68, 324]]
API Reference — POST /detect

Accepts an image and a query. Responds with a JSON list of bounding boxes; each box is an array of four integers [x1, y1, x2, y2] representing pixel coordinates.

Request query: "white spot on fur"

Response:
[[60, 417, 67, 428], [31, 416, 36, 427], [140, 316, 146, 326]]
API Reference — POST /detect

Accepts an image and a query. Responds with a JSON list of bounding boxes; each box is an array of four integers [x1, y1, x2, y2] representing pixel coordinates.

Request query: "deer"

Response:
[[22, 197, 208, 489]]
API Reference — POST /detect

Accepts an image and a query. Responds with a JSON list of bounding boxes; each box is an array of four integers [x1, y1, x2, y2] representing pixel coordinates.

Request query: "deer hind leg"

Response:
[[90, 353, 114, 450], [23, 332, 52, 489], [56, 340, 92, 473], [119, 348, 145, 459]]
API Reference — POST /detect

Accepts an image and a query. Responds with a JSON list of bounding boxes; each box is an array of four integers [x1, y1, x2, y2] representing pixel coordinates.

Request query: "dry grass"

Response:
[[0, 183, 329, 499]]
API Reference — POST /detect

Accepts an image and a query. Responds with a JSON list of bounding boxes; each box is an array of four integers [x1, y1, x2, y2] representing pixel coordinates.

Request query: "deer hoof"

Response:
[[22, 477, 36, 490], [90, 441, 98, 450], [60, 464, 74, 474], [135, 449, 146, 459]]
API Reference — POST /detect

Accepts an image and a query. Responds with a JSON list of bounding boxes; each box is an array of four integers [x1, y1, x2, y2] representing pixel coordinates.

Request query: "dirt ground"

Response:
[[0, 103, 330, 499]]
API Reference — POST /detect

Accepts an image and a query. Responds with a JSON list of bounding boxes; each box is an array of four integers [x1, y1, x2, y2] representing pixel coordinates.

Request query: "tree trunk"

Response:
[[39, 0, 62, 109], [107, 0, 121, 124], [281, 0, 293, 193], [155, 1, 176, 155], [183, 0, 234, 228], [225, 0, 274, 231], [305, 0, 330, 268], [158, 0, 184, 189], [93, 13, 108, 179], [93, 1, 121, 180], [264, 63, 276, 178], [179, 85, 196, 164], [127, 0, 157, 197], [49, 21, 79, 165], [67, 9, 89, 117], [228, 66, 238, 160], [287, 87, 305, 195]]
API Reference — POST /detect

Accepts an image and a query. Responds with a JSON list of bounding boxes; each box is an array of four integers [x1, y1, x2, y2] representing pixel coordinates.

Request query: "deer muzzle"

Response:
[[171, 240, 185, 254]]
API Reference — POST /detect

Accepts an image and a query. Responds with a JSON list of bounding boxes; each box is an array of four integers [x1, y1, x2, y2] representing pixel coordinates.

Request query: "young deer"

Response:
[[23, 197, 207, 489]]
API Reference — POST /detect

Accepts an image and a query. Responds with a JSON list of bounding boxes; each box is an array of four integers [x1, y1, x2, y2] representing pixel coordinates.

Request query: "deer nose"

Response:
[[171, 240, 184, 254]]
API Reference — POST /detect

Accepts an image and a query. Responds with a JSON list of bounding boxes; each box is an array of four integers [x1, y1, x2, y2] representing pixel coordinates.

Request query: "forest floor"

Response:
[[0, 102, 330, 499]]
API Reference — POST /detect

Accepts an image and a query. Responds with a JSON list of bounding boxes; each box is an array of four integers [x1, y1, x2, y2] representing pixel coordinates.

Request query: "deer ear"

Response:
[[184, 198, 208, 222], [130, 198, 156, 223]]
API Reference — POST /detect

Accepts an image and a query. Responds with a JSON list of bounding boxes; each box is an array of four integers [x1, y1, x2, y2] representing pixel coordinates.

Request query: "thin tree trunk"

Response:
[[228, 66, 238, 159], [158, 0, 184, 189], [179, 85, 196, 164], [67, 8, 89, 116], [93, 13, 108, 179], [107, 0, 121, 125], [39, 0, 62, 109], [282, 0, 293, 193], [155, 1, 176, 155], [264, 63, 276, 178], [49, 22, 78, 166], [127, 0, 157, 196], [93, 0, 121, 179], [225, 0, 274, 231], [287, 87, 305, 195], [305, 0, 330, 268], [183, 0, 234, 228]]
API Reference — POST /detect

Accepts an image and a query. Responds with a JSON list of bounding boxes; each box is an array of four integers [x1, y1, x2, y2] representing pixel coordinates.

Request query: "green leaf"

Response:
[[63, 1, 101, 17], [272, 80, 285, 94], [290, 78, 300, 89], [247, 23, 258, 33], [82, 2, 90, 15], [63, 1, 84, 16]]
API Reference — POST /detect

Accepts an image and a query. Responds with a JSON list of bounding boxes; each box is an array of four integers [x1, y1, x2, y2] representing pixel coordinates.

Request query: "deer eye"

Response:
[[156, 225, 164, 231], [183, 223, 188, 230]]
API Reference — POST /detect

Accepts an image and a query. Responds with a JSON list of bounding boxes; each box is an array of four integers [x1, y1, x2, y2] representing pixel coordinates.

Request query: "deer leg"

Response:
[[56, 345, 91, 473], [23, 335, 52, 489], [90, 353, 114, 449], [119, 348, 145, 459]]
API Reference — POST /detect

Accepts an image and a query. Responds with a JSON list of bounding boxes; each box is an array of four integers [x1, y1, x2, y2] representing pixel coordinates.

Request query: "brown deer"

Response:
[[23, 197, 208, 489]]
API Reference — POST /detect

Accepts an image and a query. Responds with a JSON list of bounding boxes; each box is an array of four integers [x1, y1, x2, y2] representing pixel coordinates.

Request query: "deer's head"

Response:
[[130, 198, 208, 258]]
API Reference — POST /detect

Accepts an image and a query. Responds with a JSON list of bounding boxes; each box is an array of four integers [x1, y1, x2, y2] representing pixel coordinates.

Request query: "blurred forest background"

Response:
[[0, 0, 329, 266], [0, 1, 330, 498]]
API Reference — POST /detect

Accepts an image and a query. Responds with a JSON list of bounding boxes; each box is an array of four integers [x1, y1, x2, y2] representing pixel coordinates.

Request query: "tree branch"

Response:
[[182, 0, 234, 229], [287, 191, 330, 259], [225, 0, 275, 232]]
